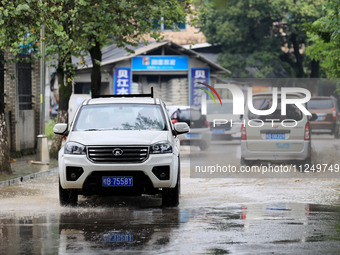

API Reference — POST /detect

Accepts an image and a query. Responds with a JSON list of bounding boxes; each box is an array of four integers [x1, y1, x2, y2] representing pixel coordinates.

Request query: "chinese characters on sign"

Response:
[[150, 58, 176, 66], [190, 68, 210, 108], [132, 56, 188, 71], [114, 67, 131, 95]]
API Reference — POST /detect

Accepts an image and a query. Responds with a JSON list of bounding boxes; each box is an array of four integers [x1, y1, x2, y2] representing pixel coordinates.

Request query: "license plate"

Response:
[[102, 176, 133, 187], [266, 133, 285, 139], [186, 133, 200, 138], [316, 116, 324, 121], [276, 142, 290, 149], [212, 129, 225, 134], [103, 232, 133, 243]]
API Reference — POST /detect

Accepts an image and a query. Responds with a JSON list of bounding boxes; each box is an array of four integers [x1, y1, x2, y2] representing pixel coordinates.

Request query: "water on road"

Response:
[[0, 136, 339, 254]]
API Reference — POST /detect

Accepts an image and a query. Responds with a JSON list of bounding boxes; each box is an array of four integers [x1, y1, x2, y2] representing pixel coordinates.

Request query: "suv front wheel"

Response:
[[59, 179, 78, 206], [162, 157, 180, 207]]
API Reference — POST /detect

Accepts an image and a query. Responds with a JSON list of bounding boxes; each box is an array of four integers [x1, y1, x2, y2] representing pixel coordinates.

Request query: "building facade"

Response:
[[73, 40, 229, 108], [2, 51, 41, 152]]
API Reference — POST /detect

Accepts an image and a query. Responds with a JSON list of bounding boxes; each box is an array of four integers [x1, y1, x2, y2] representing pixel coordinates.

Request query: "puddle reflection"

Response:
[[0, 203, 339, 254]]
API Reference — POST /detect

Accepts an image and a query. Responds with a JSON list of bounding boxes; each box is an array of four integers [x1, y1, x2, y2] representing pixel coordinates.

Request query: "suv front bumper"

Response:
[[59, 152, 178, 190]]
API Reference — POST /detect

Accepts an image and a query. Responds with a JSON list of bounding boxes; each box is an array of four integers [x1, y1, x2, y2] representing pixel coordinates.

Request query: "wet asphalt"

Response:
[[0, 135, 339, 254]]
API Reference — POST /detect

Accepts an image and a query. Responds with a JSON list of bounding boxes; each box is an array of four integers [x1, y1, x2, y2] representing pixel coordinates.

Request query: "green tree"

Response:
[[0, 1, 42, 174], [76, 0, 191, 97], [306, 0, 340, 78], [0, 0, 192, 161], [196, 0, 325, 78], [0, 0, 84, 159]]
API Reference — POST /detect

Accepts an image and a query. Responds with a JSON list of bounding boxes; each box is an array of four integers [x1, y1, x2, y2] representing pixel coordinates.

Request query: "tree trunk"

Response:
[[50, 55, 73, 159], [89, 40, 102, 97], [291, 34, 305, 78], [0, 52, 11, 174], [310, 59, 319, 78], [0, 113, 11, 174], [50, 109, 68, 159]]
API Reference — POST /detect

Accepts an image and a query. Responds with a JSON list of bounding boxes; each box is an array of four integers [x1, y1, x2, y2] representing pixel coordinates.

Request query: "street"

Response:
[[0, 136, 339, 254]]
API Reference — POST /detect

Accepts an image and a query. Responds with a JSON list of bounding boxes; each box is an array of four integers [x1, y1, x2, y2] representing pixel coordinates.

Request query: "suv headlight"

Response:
[[64, 142, 86, 155], [150, 141, 172, 154]]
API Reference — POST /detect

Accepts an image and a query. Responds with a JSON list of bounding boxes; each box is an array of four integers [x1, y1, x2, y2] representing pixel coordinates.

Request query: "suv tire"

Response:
[[297, 157, 311, 172], [162, 158, 180, 207], [199, 141, 209, 151], [241, 157, 251, 166], [59, 179, 78, 206]]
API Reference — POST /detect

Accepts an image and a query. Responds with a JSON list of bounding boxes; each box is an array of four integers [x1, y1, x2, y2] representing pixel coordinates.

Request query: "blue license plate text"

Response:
[[212, 129, 225, 134], [186, 133, 200, 138], [266, 133, 285, 139], [102, 176, 133, 187]]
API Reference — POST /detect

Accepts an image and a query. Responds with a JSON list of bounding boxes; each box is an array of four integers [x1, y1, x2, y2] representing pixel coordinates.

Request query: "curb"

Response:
[[0, 168, 58, 187]]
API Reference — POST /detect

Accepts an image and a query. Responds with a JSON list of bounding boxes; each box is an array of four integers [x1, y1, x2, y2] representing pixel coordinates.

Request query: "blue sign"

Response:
[[190, 68, 210, 107], [132, 56, 188, 71], [114, 67, 131, 95]]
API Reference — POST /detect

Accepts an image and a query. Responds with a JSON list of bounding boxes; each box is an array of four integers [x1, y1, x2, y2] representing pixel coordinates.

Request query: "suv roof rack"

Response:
[[92, 87, 154, 99]]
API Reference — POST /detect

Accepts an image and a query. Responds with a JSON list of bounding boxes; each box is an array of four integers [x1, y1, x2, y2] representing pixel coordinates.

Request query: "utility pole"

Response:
[[40, 24, 45, 134], [33, 11, 49, 165]]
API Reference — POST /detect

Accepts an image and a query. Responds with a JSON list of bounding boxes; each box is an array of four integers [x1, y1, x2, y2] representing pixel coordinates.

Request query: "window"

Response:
[[152, 17, 186, 31], [307, 99, 334, 110], [248, 98, 303, 121], [74, 83, 91, 94], [16, 56, 32, 110], [74, 104, 167, 131], [74, 82, 109, 95], [207, 101, 233, 115]]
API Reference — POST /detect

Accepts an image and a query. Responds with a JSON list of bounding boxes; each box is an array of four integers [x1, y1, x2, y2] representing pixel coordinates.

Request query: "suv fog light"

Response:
[[152, 166, 170, 180], [70, 173, 77, 180], [66, 167, 84, 181]]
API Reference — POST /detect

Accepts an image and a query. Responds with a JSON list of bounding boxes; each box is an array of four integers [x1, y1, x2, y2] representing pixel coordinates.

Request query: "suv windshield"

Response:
[[307, 99, 333, 110], [74, 104, 167, 131], [248, 98, 303, 121]]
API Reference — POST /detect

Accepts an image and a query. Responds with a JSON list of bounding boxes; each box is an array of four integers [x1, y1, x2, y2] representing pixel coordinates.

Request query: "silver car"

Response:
[[241, 92, 316, 166], [167, 106, 212, 150], [206, 99, 242, 140]]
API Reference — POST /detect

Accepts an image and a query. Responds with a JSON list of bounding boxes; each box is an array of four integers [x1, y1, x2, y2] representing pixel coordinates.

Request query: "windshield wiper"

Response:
[[84, 128, 104, 131]]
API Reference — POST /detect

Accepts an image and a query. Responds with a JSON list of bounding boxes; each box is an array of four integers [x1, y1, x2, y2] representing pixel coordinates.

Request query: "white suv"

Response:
[[53, 95, 189, 207], [241, 92, 316, 167]]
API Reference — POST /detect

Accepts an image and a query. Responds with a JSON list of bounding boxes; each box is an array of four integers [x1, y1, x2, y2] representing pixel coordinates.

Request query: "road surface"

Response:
[[0, 135, 339, 254]]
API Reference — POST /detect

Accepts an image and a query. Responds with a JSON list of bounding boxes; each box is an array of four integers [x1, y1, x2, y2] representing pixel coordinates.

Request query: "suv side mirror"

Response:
[[53, 123, 68, 135], [174, 122, 190, 134], [309, 113, 317, 122]]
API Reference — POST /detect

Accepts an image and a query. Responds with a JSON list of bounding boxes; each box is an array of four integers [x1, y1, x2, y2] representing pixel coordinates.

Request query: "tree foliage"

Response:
[[74, 0, 191, 96], [306, 0, 340, 78], [196, 0, 325, 78], [0, 0, 191, 160]]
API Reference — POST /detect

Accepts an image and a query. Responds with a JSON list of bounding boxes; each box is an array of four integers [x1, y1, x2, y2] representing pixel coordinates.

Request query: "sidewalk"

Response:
[[0, 155, 58, 186]]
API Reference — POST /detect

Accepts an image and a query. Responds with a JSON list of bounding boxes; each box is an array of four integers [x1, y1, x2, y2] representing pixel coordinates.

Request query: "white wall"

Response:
[[17, 110, 35, 150]]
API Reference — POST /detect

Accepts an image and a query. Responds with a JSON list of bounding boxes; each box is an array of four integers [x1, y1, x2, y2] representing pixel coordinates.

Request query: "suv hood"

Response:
[[68, 130, 170, 146]]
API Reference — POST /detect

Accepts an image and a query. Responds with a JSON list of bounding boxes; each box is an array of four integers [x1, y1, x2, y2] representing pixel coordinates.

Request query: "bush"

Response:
[[45, 118, 56, 140]]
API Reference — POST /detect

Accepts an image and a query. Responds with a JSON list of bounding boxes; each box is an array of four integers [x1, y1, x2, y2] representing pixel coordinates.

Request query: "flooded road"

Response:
[[0, 136, 339, 254]]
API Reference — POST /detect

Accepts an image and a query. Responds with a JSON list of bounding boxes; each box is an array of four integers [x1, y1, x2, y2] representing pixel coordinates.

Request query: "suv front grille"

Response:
[[87, 146, 149, 163]]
